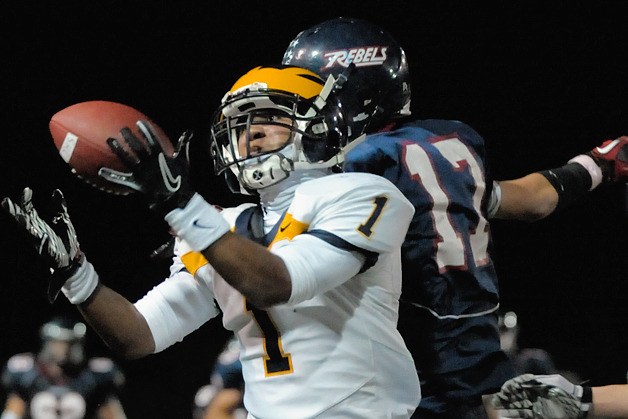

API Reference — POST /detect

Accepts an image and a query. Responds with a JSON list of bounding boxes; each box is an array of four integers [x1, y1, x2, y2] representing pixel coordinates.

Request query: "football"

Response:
[[49, 100, 173, 195]]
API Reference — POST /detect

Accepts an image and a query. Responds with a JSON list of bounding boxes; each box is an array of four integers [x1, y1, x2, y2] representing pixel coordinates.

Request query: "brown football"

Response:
[[49, 100, 173, 195]]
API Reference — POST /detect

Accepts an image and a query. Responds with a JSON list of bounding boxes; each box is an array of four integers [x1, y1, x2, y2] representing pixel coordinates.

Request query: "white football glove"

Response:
[[492, 374, 592, 419]]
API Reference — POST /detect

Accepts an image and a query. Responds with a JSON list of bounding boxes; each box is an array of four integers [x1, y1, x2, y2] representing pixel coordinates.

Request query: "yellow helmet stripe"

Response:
[[230, 66, 324, 100]]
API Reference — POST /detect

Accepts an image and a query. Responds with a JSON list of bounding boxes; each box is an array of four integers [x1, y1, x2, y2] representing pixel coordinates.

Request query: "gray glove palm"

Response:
[[492, 374, 591, 419]]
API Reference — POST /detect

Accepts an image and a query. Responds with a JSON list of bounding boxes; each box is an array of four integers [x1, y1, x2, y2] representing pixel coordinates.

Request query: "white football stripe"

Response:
[[59, 132, 78, 163]]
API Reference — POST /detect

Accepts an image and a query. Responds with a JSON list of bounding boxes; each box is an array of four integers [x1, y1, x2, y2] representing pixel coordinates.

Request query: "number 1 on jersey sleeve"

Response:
[[357, 196, 389, 237]]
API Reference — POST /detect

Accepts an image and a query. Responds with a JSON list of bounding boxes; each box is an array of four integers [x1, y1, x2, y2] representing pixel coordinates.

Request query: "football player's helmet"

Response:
[[39, 317, 87, 374], [211, 65, 354, 194], [282, 17, 411, 138]]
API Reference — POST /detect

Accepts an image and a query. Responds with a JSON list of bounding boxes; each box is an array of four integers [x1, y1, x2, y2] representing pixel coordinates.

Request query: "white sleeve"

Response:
[[272, 234, 365, 305], [291, 173, 414, 253], [134, 269, 220, 353]]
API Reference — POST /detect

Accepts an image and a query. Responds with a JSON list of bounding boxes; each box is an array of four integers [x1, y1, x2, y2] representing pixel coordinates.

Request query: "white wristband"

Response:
[[61, 259, 99, 305], [568, 154, 603, 190], [164, 193, 230, 251]]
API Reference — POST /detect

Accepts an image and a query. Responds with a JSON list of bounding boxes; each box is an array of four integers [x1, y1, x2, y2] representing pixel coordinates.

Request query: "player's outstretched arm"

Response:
[[1, 187, 155, 359], [493, 173, 558, 221], [492, 137, 628, 221], [589, 385, 628, 418]]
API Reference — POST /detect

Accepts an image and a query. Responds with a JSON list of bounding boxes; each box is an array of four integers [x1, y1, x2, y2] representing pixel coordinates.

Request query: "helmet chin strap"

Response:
[[308, 65, 354, 118], [238, 153, 292, 190]]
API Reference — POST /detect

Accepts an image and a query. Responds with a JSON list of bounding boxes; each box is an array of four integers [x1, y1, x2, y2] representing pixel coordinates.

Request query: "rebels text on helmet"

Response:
[[323, 47, 388, 68]]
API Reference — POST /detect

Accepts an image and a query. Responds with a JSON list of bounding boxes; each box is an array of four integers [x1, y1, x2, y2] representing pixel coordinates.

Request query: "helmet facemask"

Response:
[[212, 83, 334, 193]]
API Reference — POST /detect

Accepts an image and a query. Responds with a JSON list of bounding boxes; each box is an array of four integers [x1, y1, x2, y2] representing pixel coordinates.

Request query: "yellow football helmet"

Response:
[[210, 65, 351, 193]]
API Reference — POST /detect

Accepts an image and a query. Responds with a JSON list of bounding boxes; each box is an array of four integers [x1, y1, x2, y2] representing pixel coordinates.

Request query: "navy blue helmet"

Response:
[[282, 17, 411, 138]]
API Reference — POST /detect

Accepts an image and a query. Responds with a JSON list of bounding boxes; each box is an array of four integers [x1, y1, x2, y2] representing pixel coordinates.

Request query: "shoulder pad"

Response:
[[413, 119, 485, 144], [289, 173, 414, 253], [295, 172, 399, 199]]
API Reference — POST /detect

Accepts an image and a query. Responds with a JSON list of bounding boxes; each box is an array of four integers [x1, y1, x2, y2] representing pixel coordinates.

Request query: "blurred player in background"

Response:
[[192, 336, 245, 419], [1, 316, 126, 419], [282, 17, 628, 418], [493, 373, 628, 418], [2, 65, 421, 417]]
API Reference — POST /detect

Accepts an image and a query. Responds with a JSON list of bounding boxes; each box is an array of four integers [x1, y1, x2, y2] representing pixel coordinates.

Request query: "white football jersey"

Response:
[[135, 172, 420, 418]]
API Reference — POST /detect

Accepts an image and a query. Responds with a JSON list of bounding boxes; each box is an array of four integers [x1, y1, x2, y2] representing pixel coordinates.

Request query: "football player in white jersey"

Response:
[[2, 65, 420, 418]]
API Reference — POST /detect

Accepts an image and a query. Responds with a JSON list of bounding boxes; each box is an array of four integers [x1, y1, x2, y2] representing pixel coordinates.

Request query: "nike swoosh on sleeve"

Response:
[[192, 219, 217, 229]]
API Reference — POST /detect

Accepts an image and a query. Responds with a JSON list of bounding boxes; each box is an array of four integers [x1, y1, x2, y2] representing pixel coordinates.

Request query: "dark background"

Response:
[[1, 1, 627, 417]]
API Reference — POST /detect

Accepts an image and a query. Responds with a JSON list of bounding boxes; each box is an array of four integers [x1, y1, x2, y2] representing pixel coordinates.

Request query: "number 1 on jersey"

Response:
[[245, 301, 293, 376], [358, 196, 389, 237]]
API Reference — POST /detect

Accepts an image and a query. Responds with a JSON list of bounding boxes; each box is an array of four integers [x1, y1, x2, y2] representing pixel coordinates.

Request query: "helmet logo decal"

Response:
[[323, 47, 388, 68]]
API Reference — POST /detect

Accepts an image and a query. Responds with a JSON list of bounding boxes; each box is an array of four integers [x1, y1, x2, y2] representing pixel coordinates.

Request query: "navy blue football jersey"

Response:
[[345, 119, 499, 318]]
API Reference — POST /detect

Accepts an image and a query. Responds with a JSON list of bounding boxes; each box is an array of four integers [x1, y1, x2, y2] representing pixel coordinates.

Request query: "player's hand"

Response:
[[1, 187, 83, 302], [492, 374, 591, 418], [99, 120, 194, 213], [587, 136, 628, 183]]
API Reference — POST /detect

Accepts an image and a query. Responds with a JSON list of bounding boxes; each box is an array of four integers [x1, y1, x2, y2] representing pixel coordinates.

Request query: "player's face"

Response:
[[237, 114, 293, 158]]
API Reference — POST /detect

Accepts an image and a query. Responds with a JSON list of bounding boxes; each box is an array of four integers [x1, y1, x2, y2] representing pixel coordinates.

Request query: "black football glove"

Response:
[[98, 120, 194, 214], [1, 187, 83, 302]]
